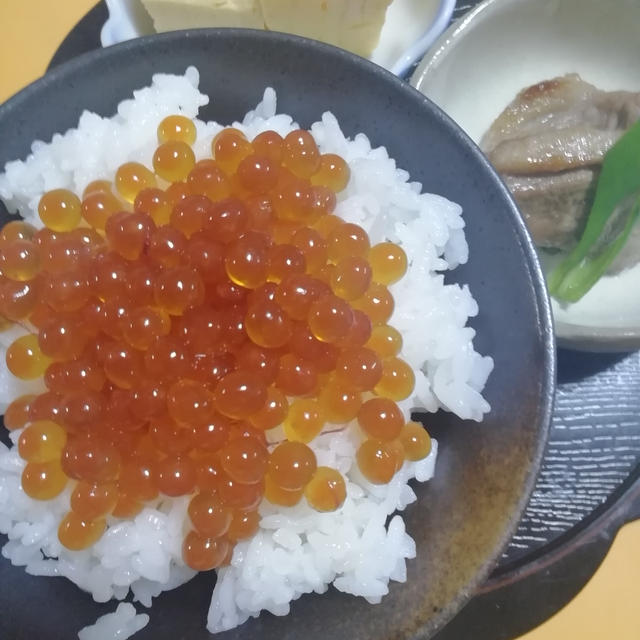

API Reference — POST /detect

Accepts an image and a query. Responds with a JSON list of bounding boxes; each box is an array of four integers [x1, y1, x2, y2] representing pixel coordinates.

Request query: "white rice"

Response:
[[0, 67, 493, 637], [78, 603, 149, 640]]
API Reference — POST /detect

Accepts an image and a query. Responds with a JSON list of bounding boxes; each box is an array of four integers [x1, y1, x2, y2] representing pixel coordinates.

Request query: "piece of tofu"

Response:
[[260, 0, 393, 58], [141, 0, 265, 33]]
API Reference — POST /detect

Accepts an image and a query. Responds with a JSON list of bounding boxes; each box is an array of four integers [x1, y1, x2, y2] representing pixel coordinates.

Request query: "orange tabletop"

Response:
[[0, 2, 639, 639]]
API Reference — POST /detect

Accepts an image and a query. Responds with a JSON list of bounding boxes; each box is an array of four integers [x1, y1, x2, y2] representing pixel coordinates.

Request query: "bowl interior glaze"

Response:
[[0, 29, 554, 640]]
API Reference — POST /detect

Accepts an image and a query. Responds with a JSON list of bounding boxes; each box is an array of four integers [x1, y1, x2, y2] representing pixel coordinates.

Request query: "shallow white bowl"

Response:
[[101, 0, 455, 76], [411, 0, 640, 351]]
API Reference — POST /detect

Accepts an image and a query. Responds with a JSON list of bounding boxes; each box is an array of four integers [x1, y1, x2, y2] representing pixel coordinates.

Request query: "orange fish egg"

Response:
[[38, 189, 82, 231], [6, 334, 52, 380], [191, 414, 231, 452], [167, 379, 216, 426], [282, 130, 320, 179], [183, 530, 229, 571], [288, 322, 339, 374], [150, 414, 194, 454], [224, 231, 271, 289], [245, 194, 274, 231], [103, 342, 144, 389], [267, 243, 306, 283], [267, 441, 317, 492], [334, 346, 382, 391], [0, 277, 40, 321], [38, 315, 88, 361], [213, 128, 252, 174], [311, 153, 351, 192], [249, 387, 289, 431], [0, 220, 36, 244], [70, 482, 119, 520], [82, 180, 112, 199], [357, 397, 404, 441], [275, 353, 318, 397], [187, 159, 231, 202], [21, 460, 68, 500], [105, 211, 156, 261], [245, 300, 292, 348], [374, 357, 415, 401], [307, 293, 354, 344], [330, 256, 372, 301], [264, 474, 304, 507], [117, 452, 158, 503], [353, 281, 394, 326], [202, 197, 248, 244], [237, 154, 279, 193], [304, 466, 347, 512], [226, 509, 260, 541], [366, 324, 402, 358], [356, 439, 399, 485], [368, 242, 408, 285], [61, 435, 121, 483], [275, 273, 327, 322], [41, 269, 91, 313], [327, 222, 370, 262], [272, 175, 312, 223], [18, 420, 67, 463], [252, 130, 284, 163], [134, 187, 173, 226], [399, 422, 432, 461], [342, 308, 372, 348], [0, 239, 41, 281], [220, 436, 268, 485], [290, 226, 327, 273], [3, 394, 36, 431], [58, 511, 106, 550], [157, 114, 197, 145], [81, 190, 121, 230], [188, 493, 232, 538], [155, 455, 197, 497], [148, 225, 187, 268], [154, 266, 205, 316], [153, 140, 196, 182], [318, 379, 361, 424], [235, 343, 280, 385], [170, 194, 212, 238], [112, 493, 144, 519], [283, 397, 324, 443], [217, 474, 264, 510], [115, 162, 156, 203], [214, 370, 268, 420]]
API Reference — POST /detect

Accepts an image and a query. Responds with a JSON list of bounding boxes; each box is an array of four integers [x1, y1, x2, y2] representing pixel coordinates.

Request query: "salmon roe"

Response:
[[1, 117, 425, 571]]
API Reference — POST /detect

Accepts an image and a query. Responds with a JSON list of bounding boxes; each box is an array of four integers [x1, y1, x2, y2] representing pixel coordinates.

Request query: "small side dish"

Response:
[[101, 0, 454, 75], [411, 0, 640, 349]]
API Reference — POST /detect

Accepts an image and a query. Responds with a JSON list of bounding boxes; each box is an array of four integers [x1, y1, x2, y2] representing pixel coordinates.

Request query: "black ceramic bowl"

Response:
[[0, 29, 554, 640]]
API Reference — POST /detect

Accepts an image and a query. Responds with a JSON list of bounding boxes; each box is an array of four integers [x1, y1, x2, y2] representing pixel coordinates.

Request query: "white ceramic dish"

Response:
[[411, 0, 640, 351], [101, 0, 455, 76]]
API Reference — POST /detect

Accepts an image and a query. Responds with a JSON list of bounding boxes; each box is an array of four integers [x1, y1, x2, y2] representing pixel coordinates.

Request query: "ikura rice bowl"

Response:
[[0, 67, 493, 638]]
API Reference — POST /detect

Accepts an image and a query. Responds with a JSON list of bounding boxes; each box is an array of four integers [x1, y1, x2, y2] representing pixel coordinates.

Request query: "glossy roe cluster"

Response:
[[0, 114, 431, 571]]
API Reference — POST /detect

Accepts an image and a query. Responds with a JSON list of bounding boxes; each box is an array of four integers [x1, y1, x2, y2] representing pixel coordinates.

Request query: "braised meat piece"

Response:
[[482, 74, 640, 249]]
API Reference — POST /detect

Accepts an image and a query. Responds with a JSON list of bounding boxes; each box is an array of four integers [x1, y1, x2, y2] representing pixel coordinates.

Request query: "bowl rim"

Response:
[[409, 0, 509, 87], [0, 27, 556, 638]]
